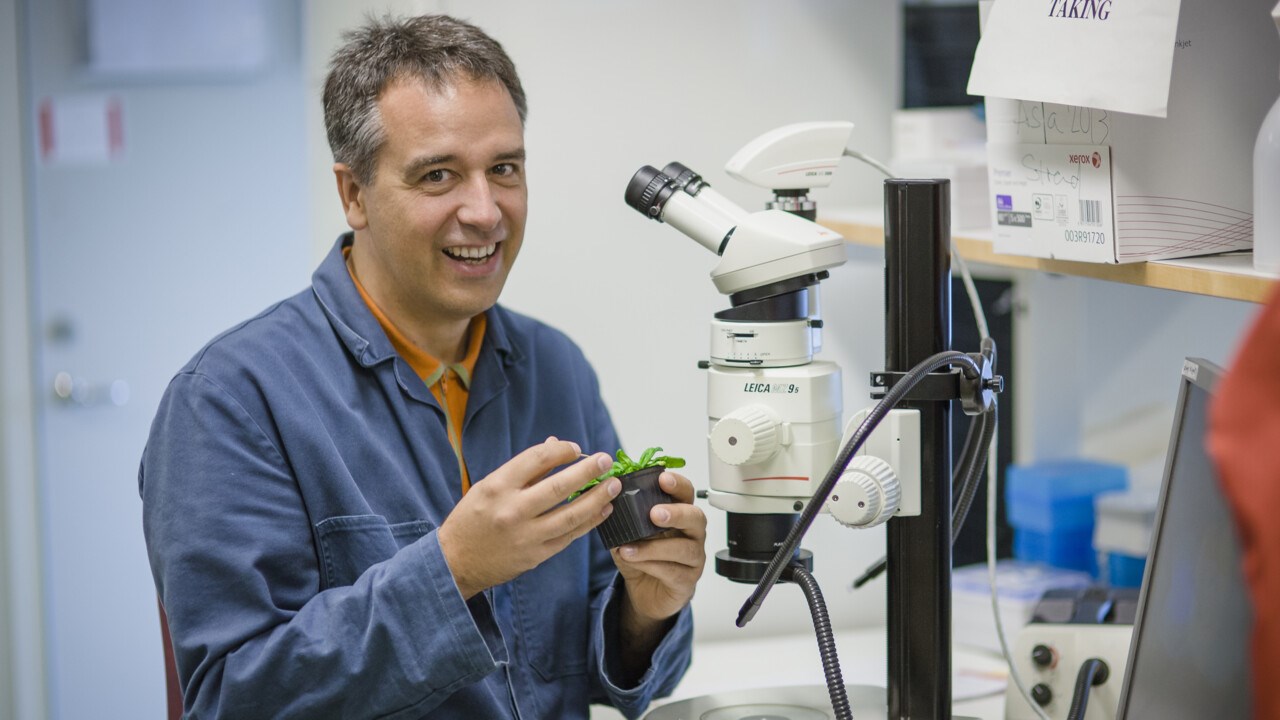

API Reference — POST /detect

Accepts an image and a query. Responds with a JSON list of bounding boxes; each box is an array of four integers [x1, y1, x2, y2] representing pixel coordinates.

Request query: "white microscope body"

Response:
[[626, 122, 920, 580]]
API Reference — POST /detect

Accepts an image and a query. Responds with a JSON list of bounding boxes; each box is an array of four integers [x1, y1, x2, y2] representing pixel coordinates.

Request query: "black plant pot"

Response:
[[596, 466, 674, 549]]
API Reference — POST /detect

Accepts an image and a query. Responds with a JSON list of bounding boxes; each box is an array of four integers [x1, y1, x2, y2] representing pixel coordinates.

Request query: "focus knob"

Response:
[[1032, 644, 1056, 668], [709, 405, 782, 466], [827, 455, 900, 528]]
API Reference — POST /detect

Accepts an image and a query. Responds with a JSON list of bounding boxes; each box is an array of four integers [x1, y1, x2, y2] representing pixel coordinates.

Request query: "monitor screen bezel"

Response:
[[1114, 356, 1248, 718]]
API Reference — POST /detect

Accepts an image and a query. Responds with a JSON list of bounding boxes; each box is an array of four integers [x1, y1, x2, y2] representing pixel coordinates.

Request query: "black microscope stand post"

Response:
[[883, 179, 954, 720]]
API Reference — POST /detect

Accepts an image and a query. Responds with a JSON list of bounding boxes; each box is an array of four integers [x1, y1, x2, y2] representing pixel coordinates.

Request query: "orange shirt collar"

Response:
[[343, 248, 486, 386]]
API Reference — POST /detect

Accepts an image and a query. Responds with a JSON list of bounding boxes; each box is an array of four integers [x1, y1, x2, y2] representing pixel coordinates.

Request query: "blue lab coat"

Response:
[[139, 234, 692, 719]]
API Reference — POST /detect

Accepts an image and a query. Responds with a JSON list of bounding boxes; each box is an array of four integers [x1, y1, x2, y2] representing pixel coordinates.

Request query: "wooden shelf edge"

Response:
[[820, 217, 1276, 304]]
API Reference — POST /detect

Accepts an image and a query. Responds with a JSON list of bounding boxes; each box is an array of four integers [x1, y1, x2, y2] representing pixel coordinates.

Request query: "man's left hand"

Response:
[[612, 470, 706, 624]]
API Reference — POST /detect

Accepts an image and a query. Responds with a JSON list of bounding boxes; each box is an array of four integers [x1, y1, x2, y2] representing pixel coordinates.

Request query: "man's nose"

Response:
[[456, 177, 502, 232]]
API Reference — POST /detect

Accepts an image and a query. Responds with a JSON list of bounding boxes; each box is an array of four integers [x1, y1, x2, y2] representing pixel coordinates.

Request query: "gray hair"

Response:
[[323, 14, 528, 184]]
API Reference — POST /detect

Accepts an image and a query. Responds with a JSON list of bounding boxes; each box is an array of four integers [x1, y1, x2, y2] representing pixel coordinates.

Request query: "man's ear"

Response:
[[334, 163, 369, 230]]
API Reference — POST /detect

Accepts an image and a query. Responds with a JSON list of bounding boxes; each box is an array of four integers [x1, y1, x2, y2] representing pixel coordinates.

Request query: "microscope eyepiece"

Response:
[[624, 166, 678, 220], [625, 162, 745, 255]]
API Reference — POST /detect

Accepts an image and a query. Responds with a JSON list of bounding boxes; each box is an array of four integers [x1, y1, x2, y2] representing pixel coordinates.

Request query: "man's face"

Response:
[[344, 75, 527, 329]]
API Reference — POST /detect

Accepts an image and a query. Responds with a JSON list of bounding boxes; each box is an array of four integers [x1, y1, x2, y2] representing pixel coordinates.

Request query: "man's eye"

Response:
[[492, 163, 519, 177], [423, 169, 449, 183]]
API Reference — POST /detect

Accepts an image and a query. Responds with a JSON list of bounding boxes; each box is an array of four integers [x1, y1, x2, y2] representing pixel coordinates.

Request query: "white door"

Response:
[[23, 1, 312, 716]]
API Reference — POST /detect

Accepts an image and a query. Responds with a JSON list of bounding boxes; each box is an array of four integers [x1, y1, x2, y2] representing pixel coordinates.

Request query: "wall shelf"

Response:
[[821, 209, 1276, 305]]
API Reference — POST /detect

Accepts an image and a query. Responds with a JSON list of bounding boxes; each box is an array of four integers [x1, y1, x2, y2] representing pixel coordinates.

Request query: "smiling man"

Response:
[[139, 15, 704, 720]]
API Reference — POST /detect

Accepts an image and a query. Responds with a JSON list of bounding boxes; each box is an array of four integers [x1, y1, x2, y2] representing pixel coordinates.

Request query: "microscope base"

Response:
[[642, 684, 981, 720]]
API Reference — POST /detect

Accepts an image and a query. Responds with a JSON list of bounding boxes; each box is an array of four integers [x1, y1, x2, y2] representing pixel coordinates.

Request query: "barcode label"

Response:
[[1079, 199, 1102, 226]]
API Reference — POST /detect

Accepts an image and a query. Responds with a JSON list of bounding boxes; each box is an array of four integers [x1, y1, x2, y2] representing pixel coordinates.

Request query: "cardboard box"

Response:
[[892, 155, 991, 231], [983, 0, 1280, 263], [891, 108, 991, 231]]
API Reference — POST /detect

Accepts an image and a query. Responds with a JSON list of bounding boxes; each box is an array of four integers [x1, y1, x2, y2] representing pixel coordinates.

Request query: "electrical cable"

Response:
[[945, 202, 1053, 719], [843, 148, 895, 179], [783, 564, 853, 720], [952, 404, 996, 544], [952, 250, 989, 339], [737, 349, 984, 627], [988, 416, 1050, 720], [949, 218, 1052, 719], [1066, 658, 1110, 720]]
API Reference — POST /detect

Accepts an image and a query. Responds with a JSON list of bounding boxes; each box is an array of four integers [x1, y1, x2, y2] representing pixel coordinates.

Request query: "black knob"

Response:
[[1031, 683, 1053, 706], [1032, 644, 1055, 667]]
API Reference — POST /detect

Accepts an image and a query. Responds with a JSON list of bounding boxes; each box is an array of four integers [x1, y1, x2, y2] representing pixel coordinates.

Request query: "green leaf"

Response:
[[567, 445, 686, 501], [616, 448, 634, 467], [638, 447, 656, 467]]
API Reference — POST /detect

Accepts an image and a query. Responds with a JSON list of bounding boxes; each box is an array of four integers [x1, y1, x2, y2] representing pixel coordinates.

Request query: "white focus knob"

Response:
[[827, 455, 901, 528], [709, 405, 782, 466]]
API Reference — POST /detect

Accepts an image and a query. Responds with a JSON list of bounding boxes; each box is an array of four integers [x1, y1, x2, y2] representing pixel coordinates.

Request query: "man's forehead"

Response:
[[378, 71, 512, 111], [371, 75, 524, 174], [381, 71, 455, 101]]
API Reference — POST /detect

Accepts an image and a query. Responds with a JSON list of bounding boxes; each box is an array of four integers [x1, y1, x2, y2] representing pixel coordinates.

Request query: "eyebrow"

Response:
[[401, 148, 526, 180]]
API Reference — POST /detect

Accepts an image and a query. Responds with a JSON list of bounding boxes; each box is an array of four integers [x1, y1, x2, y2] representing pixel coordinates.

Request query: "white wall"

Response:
[[1027, 276, 1257, 490], [306, 0, 903, 641]]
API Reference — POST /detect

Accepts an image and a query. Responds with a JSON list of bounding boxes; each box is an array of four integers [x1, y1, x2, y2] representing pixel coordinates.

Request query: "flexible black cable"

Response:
[[950, 336, 999, 543], [951, 402, 997, 544], [948, 408, 988, 532], [783, 564, 853, 720], [737, 350, 982, 627], [1066, 658, 1110, 720], [850, 401, 995, 589]]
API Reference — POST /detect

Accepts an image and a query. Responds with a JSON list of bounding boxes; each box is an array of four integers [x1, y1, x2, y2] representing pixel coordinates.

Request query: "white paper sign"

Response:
[[38, 95, 124, 166], [968, 0, 1182, 118]]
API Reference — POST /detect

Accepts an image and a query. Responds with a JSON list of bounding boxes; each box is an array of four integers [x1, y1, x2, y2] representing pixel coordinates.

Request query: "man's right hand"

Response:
[[437, 438, 621, 599]]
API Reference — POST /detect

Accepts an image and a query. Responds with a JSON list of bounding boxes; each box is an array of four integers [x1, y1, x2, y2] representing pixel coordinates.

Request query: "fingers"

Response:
[[614, 556, 704, 591], [521, 452, 614, 515], [615, 532, 705, 568], [651, 474, 706, 538], [492, 438, 583, 490], [537, 473, 620, 538], [649, 506, 706, 546], [614, 497, 707, 567], [657, 471, 695, 504]]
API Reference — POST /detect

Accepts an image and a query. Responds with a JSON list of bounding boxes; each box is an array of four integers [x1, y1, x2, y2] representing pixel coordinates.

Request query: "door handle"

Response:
[[52, 371, 129, 407]]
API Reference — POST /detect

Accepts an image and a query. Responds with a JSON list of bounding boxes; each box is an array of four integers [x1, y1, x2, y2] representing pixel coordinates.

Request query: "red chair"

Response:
[[158, 600, 183, 720]]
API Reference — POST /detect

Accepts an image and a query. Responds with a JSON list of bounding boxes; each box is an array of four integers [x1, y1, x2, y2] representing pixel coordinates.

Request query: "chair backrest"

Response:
[[158, 600, 183, 720]]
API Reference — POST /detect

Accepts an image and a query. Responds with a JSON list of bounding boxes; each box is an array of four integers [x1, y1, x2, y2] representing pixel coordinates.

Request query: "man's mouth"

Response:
[[442, 242, 499, 264]]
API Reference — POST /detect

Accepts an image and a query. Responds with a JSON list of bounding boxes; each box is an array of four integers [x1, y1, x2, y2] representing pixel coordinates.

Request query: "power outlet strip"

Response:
[[1004, 624, 1133, 720]]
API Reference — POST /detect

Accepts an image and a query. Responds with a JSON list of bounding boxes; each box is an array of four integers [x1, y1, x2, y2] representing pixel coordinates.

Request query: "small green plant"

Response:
[[569, 446, 686, 500]]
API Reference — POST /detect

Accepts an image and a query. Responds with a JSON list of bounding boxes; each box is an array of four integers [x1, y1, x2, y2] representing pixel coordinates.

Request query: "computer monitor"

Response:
[[1116, 358, 1253, 719]]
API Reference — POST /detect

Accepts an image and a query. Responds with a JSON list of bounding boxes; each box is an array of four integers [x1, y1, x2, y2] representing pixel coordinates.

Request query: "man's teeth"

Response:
[[444, 243, 497, 261]]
